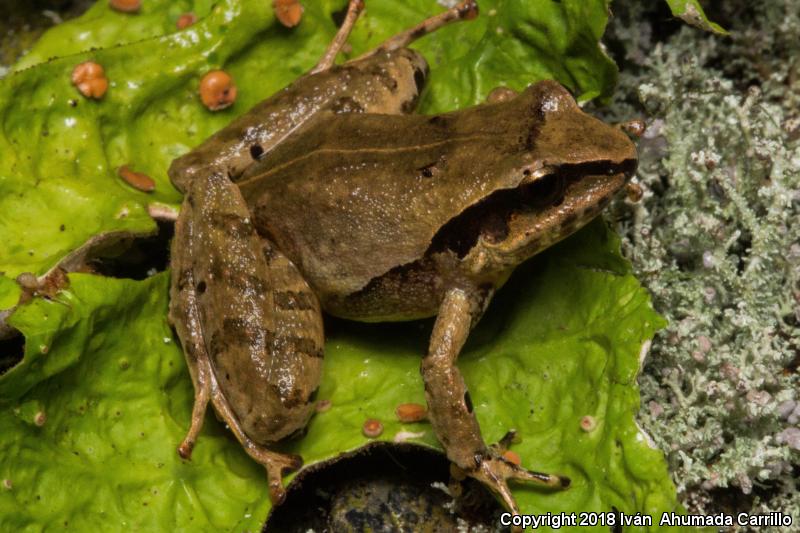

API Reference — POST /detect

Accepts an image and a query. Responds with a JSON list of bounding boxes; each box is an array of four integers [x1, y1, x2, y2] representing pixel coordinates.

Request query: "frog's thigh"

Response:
[[421, 287, 569, 516], [170, 170, 320, 503]]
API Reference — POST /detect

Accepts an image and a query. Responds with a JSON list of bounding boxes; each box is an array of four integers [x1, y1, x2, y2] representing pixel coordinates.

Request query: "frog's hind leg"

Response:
[[421, 287, 569, 517], [362, 0, 479, 58], [174, 303, 302, 504], [311, 0, 365, 74], [202, 363, 303, 505], [170, 170, 319, 505], [173, 330, 302, 503], [170, 197, 215, 461], [176, 353, 211, 460], [469, 442, 569, 517]]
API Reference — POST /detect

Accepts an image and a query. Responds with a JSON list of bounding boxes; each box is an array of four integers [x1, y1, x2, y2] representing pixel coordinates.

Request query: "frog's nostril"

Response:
[[196, 281, 207, 294]]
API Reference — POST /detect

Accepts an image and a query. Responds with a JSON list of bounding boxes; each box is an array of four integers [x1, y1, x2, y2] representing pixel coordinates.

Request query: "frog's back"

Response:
[[236, 102, 521, 293], [236, 81, 630, 317]]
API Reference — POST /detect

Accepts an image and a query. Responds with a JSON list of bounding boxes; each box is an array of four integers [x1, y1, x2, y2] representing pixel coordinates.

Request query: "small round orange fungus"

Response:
[[580, 415, 597, 432], [199, 70, 237, 111], [71, 61, 109, 99], [395, 403, 427, 423], [273, 0, 303, 28], [502, 450, 521, 465], [362, 418, 383, 438], [177, 12, 198, 29], [622, 119, 647, 138], [109, 0, 141, 13], [117, 165, 156, 192]]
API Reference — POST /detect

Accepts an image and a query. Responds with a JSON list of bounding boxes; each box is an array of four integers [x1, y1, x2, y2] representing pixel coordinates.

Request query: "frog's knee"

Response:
[[167, 154, 206, 193]]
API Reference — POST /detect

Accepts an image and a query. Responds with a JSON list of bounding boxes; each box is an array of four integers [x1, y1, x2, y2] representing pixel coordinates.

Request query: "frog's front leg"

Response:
[[421, 287, 570, 516], [169, 169, 323, 504]]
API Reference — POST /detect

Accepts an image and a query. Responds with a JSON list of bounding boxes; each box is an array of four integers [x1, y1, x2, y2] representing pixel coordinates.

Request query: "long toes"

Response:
[[470, 452, 570, 514], [502, 459, 570, 489]]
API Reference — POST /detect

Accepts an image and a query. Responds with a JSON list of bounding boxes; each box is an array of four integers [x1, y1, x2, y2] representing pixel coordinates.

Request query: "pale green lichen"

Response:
[[604, 1, 800, 527]]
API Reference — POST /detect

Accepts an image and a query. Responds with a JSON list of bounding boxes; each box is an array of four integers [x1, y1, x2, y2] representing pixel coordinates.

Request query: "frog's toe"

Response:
[[177, 440, 195, 460], [490, 429, 518, 453], [268, 479, 287, 506], [469, 451, 569, 516], [284, 452, 304, 473], [261, 451, 303, 505]]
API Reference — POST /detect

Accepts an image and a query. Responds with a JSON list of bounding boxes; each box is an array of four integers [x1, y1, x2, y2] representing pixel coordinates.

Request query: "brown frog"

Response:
[[167, 0, 638, 516]]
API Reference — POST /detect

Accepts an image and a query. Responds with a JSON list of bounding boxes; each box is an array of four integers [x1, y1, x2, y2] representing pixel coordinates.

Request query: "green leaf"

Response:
[[11, 0, 218, 72], [1, 273, 271, 531], [0, 222, 690, 531], [0, 0, 616, 278], [0, 275, 20, 311], [664, 0, 728, 35]]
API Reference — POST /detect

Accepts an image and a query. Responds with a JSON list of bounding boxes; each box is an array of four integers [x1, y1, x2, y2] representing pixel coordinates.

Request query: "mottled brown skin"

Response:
[[169, 171, 320, 501], [238, 81, 636, 321], [169, 48, 428, 193], [168, 0, 637, 516]]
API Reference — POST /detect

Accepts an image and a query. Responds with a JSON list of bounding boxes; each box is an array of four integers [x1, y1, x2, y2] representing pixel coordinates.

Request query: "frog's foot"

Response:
[[241, 443, 303, 505], [448, 432, 569, 516], [467, 448, 569, 516], [180, 367, 303, 504], [176, 367, 303, 504], [364, 0, 479, 57], [200, 362, 303, 505], [311, 0, 365, 74]]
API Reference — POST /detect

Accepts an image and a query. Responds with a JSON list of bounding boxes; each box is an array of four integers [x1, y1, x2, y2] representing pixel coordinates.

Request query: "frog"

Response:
[[166, 0, 639, 516]]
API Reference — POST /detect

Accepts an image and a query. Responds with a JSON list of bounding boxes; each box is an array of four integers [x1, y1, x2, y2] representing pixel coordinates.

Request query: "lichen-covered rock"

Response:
[[605, 1, 800, 527]]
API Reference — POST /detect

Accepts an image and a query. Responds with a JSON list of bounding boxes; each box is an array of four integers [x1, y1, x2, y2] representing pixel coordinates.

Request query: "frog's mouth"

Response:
[[429, 159, 637, 261]]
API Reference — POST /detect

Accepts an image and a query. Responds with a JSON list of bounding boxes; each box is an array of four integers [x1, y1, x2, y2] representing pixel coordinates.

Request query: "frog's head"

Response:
[[450, 81, 638, 276]]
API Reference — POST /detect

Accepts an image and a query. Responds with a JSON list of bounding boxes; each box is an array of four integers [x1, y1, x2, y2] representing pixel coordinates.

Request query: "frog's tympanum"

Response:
[[167, 0, 638, 515]]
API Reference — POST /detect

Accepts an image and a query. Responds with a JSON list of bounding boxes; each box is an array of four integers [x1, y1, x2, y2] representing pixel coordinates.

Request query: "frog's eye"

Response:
[[523, 173, 565, 207], [250, 144, 264, 159]]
